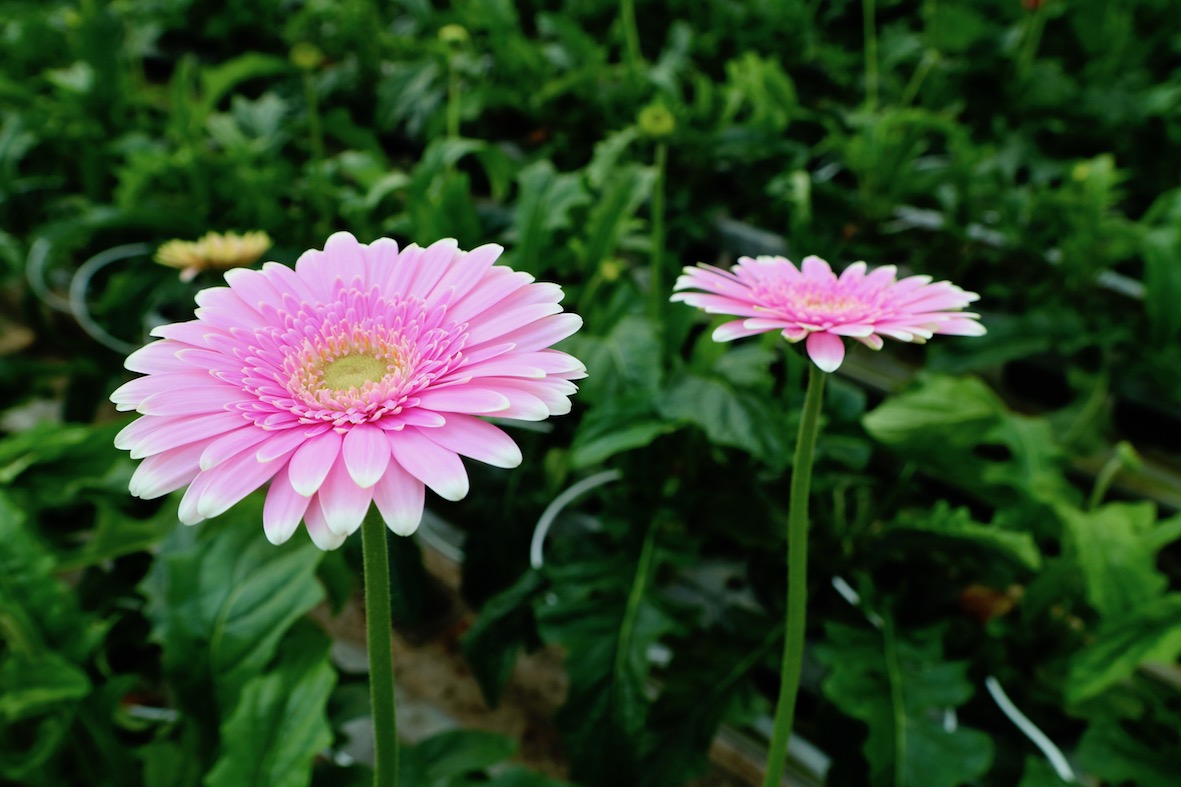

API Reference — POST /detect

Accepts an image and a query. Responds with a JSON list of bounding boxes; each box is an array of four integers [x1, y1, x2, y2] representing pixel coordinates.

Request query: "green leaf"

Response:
[[561, 314, 663, 405], [506, 160, 590, 275], [569, 395, 678, 468], [887, 502, 1042, 570], [199, 53, 292, 115], [535, 528, 681, 783], [416, 729, 518, 784], [1016, 756, 1073, 787], [579, 163, 654, 271], [1067, 594, 1181, 703], [863, 375, 1072, 505], [205, 624, 336, 787], [0, 653, 90, 720], [460, 569, 547, 707], [1078, 717, 1180, 787], [486, 767, 570, 787], [140, 495, 325, 714], [1144, 226, 1181, 344], [815, 621, 993, 787], [658, 373, 789, 467], [1059, 501, 1167, 618]]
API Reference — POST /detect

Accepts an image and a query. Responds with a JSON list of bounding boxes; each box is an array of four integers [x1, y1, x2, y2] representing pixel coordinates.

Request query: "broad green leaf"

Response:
[[506, 160, 590, 275], [569, 395, 678, 468], [863, 375, 1072, 505], [561, 314, 662, 405], [205, 624, 336, 787], [417, 729, 518, 783], [1078, 717, 1180, 787], [887, 502, 1041, 570], [578, 163, 654, 272], [1016, 756, 1073, 787], [0, 653, 89, 720], [199, 53, 292, 115], [140, 495, 325, 713], [815, 621, 993, 787], [658, 373, 789, 467], [1141, 226, 1181, 344], [1067, 594, 1181, 703], [485, 766, 570, 786], [460, 569, 547, 706], [1059, 501, 1166, 617], [535, 528, 681, 783]]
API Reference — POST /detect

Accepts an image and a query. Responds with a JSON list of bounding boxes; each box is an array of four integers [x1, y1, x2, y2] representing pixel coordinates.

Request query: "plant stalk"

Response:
[[362, 513, 399, 787], [649, 141, 668, 324], [763, 362, 827, 787]]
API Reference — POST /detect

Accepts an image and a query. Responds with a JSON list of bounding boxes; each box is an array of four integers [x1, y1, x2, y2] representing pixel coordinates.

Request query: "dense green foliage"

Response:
[[3, 0, 1181, 785]]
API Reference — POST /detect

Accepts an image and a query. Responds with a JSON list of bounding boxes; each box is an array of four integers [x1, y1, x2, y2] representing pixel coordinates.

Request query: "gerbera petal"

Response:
[[303, 496, 349, 550], [713, 319, 769, 342], [196, 450, 286, 520], [805, 332, 846, 373], [317, 460, 373, 535], [129, 442, 205, 500], [421, 414, 522, 468], [264, 467, 311, 545], [372, 460, 425, 536], [288, 430, 343, 497], [389, 428, 469, 502], [342, 424, 391, 488]]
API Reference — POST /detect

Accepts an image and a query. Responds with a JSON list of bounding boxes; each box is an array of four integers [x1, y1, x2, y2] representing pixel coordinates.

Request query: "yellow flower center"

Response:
[[323, 354, 389, 392]]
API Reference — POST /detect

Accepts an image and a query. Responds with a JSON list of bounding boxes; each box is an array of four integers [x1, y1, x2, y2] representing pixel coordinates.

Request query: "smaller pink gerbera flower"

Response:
[[671, 255, 984, 372]]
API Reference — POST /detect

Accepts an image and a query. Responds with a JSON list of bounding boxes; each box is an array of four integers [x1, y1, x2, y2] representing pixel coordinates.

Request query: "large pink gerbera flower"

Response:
[[671, 255, 984, 372], [112, 232, 584, 549]]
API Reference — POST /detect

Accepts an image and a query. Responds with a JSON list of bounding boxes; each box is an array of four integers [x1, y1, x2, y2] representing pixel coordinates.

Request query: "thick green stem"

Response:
[[763, 363, 826, 787], [362, 513, 398, 787], [648, 142, 667, 324]]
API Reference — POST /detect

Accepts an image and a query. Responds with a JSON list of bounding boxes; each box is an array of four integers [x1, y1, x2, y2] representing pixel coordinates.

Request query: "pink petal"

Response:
[[124, 341, 188, 373], [303, 496, 348, 550], [342, 424, 391, 488], [389, 428, 469, 501], [288, 430, 343, 496], [713, 319, 768, 342], [199, 426, 272, 471], [256, 427, 317, 463], [489, 312, 583, 352], [317, 460, 373, 536], [414, 388, 510, 414], [801, 256, 834, 281], [372, 460, 425, 536], [422, 415, 522, 468], [128, 442, 205, 500], [196, 450, 286, 519], [115, 411, 245, 459], [805, 332, 846, 373], [264, 466, 312, 545]]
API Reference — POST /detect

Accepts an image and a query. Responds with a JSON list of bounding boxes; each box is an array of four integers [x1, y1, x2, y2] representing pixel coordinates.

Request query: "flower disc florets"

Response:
[[671, 255, 984, 372], [113, 233, 585, 549]]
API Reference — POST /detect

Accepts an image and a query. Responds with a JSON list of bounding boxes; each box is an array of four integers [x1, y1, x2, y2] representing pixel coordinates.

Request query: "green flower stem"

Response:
[[362, 512, 399, 787], [649, 141, 668, 325], [764, 362, 827, 787], [303, 71, 331, 237], [619, 0, 642, 73], [863, 0, 879, 112]]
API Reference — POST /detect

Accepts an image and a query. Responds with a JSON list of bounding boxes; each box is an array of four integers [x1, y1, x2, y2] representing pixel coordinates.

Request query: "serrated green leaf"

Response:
[[461, 569, 547, 706], [888, 502, 1041, 570], [1059, 501, 1166, 617], [569, 395, 677, 468], [535, 528, 681, 783], [815, 621, 993, 787], [863, 375, 1072, 505], [1078, 717, 1180, 787], [658, 373, 789, 467], [0, 653, 90, 720], [579, 163, 654, 271], [507, 160, 590, 275], [561, 315, 662, 405], [1067, 594, 1181, 703], [140, 495, 325, 714], [204, 624, 336, 787]]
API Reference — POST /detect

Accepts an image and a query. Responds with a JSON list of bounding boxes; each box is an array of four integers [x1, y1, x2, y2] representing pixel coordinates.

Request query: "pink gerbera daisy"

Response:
[[671, 255, 984, 372], [112, 232, 584, 549]]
